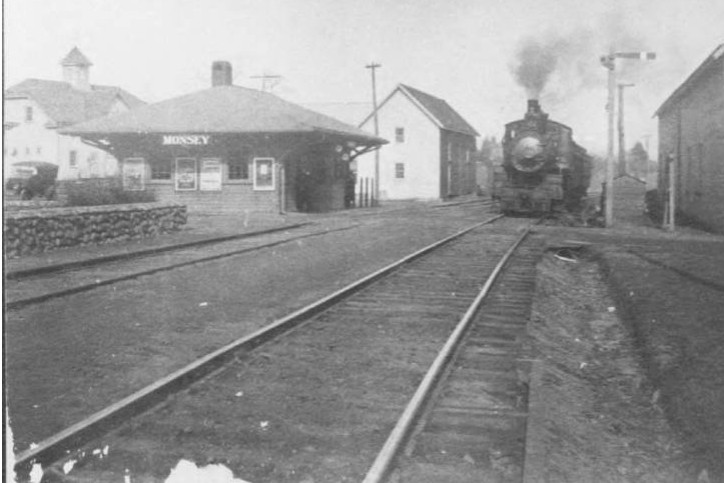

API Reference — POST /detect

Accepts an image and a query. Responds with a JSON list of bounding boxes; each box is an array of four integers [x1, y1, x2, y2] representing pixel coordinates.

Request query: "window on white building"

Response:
[[25, 106, 33, 122], [395, 163, 405, 179], [69, 150, 78, 168], [395, 127, 405, 143]]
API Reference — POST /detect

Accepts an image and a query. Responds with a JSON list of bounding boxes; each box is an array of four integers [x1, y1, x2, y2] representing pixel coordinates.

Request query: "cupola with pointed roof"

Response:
[[61, 47, 93, 91]]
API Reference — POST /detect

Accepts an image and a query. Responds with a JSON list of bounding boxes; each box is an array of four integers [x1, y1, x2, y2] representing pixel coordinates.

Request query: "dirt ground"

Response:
[[528, 241, 721, 483], [598, 240, 724, 483]]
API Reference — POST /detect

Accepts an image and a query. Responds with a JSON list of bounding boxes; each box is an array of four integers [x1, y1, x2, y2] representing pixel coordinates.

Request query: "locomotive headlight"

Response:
[[514, 137, 542, 159], [511, 136, 545, 172]]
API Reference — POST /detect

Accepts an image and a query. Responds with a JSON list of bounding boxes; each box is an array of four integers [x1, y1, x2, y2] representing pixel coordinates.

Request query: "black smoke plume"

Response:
[[511, 36, 565, 99]]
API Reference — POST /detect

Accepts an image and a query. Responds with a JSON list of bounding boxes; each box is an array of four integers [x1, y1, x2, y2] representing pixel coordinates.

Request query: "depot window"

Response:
[[228, 147, 252, 180], [253, 158, 275, 191], [395, 163, 405, 179], [151, 158, 172, 180], [25, 106, 33, 122], [395, 127, 405, 143]]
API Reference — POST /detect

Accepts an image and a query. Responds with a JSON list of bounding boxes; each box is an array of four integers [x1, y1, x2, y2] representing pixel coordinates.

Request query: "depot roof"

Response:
[[63, 85, 387, 145]]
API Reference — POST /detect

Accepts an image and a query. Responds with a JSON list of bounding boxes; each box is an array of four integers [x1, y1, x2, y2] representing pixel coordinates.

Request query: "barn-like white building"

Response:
[[356, 84, 479, 201], [3, 47, 144, 181]]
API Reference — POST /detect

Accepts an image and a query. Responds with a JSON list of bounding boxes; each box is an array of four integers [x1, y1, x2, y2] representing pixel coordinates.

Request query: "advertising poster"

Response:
[[122, 158, 145, 191], [253, 158, 275, 191], [199, 158, 222, 191], [175, 158, 197, 191]]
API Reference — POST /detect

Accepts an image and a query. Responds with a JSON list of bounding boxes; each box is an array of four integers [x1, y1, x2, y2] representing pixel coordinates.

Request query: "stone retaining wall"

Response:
[[4, 200, 65, 212], [4, 203, 187, 258]]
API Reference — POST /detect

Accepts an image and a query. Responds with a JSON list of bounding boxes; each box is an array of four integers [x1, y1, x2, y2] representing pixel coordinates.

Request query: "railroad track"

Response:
[[4, 222, 357, 310], [13, 215, 540, 483], [5, 223, 315, 280], [364, 227, 540, 483], [5, 200, 495, 311]]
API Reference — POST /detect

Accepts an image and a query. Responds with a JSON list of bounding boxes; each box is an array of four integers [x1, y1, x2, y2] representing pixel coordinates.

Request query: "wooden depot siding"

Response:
[[147, 182, 278, 214], [109, 132, 355, 214]]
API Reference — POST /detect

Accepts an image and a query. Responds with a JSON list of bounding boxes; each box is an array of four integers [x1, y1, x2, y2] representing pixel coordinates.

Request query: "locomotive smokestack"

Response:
[[527, 99, 541, 115]]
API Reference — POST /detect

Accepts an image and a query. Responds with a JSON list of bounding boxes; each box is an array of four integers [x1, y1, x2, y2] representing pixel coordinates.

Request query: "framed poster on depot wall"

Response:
[[175, 158, 197, 191], [199, 158, 222, 191], [122, 158, 145, 191], [253, 158, 275, 191]]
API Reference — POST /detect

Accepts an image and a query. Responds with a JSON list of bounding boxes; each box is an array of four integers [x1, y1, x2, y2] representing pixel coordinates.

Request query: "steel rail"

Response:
[[362, 221, 534, 483], [6, 223, 312, 280], [13, 215, 503, 473], [6, 224, 358, 311]]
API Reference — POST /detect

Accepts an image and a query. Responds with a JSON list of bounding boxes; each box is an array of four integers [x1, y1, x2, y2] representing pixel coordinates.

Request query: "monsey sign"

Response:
[[162, 135, 211, 146]]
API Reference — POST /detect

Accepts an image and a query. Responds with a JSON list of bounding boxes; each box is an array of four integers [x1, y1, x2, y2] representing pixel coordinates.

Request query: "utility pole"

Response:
[[601, 50, 616, 227], [600, 50, 655, 227], [366, 62, 381, 205], [617, 83, 635, 177], [665, 109, 682, 231]]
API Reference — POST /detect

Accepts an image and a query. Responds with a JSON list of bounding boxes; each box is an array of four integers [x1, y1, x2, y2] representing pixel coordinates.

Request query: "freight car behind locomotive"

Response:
[[493, 100, 592, 214]]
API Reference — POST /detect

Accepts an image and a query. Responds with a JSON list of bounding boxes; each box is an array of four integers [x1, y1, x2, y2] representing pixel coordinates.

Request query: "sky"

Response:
[[4, 0, 723, 157]]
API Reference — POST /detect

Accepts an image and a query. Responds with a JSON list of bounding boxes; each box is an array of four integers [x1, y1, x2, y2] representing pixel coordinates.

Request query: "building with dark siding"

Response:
[[655, 43, 724, 232]]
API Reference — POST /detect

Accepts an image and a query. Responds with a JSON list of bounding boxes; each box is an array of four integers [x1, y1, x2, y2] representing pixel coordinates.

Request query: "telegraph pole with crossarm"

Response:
[[600, 51, 655, 227]]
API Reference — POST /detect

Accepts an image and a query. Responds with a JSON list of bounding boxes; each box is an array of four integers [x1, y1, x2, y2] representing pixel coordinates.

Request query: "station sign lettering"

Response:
[[162, 135, 211, 146]]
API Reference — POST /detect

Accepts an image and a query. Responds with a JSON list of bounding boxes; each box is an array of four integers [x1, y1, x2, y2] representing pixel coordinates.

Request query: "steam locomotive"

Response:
[[493, 100, 592, 214]]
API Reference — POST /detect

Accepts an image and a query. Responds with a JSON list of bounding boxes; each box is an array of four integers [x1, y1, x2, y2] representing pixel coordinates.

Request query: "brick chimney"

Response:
[[212, 61, 233, 87], [61, 47, 92, 91]]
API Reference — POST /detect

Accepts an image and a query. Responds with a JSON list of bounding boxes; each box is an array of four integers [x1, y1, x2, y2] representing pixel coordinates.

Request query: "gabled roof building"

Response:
[[357, 84, 479, 201], [655, 43, 724, 232], [64, 61, 386, 214], [4, 47, 145, 180]]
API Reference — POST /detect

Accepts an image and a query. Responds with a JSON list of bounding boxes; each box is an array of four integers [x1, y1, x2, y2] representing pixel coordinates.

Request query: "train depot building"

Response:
[[64, 62, 386, 214], [655, 43, 724, 232]]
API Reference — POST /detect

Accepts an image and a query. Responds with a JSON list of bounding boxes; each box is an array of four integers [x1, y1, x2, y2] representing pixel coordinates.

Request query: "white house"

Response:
[[357, 84, 479, 201], [4, 47, 144, 181]]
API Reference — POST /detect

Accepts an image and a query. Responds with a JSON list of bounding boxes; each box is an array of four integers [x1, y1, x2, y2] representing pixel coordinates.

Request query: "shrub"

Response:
[[65, 178, 156, 206]]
